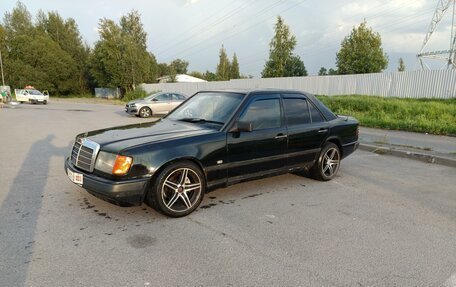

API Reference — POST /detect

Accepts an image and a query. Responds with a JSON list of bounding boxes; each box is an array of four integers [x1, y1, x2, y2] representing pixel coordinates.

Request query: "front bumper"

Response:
[[31, 98, 48, 103], [65, 158, 149, 206], [125, 106, 138, 115]]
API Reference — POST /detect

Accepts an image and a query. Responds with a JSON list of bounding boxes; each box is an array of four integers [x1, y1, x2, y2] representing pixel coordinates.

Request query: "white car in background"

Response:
[[15, 89, 49, 104], [125, 92, 187, 118]]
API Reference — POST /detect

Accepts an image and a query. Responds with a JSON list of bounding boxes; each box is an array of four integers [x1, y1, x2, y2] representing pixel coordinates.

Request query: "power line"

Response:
[[160, 0, 289, 62], [154, 0, 242, 55], [240, 3, 436, 71], [163, 0, 310, 64], [156, 0, 258, 58]]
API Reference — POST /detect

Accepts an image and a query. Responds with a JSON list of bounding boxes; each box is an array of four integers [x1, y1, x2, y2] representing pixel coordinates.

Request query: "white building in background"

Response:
[[157, 74, 207, 83]]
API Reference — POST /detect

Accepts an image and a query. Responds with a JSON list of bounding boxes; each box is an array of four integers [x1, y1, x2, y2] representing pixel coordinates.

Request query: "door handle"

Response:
[[318, 129, 328, 133], [274, 134, 288, 140]]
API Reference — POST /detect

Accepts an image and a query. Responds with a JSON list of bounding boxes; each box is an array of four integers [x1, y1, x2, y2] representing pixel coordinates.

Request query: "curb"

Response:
[[358, 143, 456, 168]]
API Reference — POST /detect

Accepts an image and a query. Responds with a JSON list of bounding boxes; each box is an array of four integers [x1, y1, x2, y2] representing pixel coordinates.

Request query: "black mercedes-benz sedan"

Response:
[[65, 89, 359, 217]]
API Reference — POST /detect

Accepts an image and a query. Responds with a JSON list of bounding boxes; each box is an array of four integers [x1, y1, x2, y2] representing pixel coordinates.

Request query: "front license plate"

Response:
[[67, 168, 83, 185]]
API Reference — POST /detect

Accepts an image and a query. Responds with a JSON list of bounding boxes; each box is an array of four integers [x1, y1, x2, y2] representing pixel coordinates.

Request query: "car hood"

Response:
[[127, 99, 147, 105], [78, 119, 216, 153]]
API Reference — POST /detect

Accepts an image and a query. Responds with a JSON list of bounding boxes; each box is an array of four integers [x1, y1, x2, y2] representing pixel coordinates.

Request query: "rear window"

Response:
[[309, 102, 324, 123], [307, 94, 337, 121]]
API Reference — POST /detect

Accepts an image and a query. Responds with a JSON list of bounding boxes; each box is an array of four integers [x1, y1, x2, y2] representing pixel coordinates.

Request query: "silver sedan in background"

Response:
[[125, 92, 187, 118]]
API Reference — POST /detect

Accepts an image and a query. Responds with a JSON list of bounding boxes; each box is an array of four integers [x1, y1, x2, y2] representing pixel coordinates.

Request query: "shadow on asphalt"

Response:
[[0, 135, 68, 287]]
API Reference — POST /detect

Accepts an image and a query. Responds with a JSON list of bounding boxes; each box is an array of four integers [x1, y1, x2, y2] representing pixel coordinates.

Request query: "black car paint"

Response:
[[65, 90, 359, 206]]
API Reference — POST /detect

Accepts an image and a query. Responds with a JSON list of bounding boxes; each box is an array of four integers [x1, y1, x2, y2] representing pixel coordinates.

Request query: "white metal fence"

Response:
[[140, 70, 456, 99]]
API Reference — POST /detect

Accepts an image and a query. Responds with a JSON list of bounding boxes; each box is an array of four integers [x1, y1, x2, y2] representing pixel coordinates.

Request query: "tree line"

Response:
[[0, 2, 393, 96]]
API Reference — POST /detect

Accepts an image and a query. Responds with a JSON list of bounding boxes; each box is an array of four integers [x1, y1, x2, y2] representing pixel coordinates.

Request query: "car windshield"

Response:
[[167, 92, 244, 125], [28, 90, 43, 95]]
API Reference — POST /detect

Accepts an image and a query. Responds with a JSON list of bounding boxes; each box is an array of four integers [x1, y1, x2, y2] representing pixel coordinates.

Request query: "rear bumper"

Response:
[[65, 158, 149, 206], [342, 141, 359, 159]]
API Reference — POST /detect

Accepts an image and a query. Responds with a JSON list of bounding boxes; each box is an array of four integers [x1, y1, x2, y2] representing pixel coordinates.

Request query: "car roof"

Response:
[[197, 88, 313, 96]]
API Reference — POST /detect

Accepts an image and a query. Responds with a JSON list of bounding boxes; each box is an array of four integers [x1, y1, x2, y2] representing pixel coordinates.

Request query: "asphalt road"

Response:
[[1, 102, 455, 287]]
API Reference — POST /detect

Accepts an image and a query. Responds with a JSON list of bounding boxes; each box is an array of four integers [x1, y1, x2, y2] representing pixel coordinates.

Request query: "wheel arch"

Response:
[[144, 156, 207, 202], [325, 136, 343, 158]]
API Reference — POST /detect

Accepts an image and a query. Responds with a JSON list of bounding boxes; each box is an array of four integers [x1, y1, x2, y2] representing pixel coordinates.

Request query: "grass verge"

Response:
[[51, 97, 124, 105], [317, 95, 456, 136]]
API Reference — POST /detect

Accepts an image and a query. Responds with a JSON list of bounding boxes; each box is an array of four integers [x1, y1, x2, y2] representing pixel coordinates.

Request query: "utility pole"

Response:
[[0, 49, 5, 86], [417, 0, 456, 69]]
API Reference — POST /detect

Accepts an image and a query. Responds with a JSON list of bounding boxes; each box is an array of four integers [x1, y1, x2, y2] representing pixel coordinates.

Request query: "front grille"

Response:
[[70, 138, 100, 172]]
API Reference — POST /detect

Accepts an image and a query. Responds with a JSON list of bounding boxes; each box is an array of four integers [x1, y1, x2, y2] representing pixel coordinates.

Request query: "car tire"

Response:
[[147, 161, 205, 217], [139, 107, 152, 118], [43, 100, 47, 105], [310, 142, 341, 181]]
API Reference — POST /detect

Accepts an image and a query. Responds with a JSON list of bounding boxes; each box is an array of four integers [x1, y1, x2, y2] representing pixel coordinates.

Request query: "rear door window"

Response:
[[283, 98, 311, 126]]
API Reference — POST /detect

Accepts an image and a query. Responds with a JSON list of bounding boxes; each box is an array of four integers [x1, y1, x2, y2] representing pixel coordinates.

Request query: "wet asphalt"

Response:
[[0, 101, 455, 287]]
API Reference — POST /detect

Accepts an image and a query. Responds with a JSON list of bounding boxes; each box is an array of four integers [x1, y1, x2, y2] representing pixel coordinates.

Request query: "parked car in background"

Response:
[[66, 89, 359, 217], [15, 88, 49, 104], [125, 92, 187, 118]]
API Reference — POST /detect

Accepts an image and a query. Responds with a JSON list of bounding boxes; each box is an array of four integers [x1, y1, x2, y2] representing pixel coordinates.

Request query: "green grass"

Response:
[[54, 94, 95, 98], [316, 95, 456, 136]]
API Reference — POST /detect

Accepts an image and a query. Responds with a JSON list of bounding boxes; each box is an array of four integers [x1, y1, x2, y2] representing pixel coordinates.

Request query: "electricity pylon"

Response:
[[417, 0, 456, 69]]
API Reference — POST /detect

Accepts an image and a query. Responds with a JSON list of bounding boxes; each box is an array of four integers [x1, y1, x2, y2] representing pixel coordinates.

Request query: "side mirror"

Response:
[[230, 121, 253, 133], [152, 98, 158, 102]]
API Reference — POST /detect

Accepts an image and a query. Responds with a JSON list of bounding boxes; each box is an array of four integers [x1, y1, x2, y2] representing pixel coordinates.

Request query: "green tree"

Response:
[[398, 57, 405, 72], [169, 59, 189, 74], [230, 53, 240, 79], [336, 21, 388, 74], [89, 11, 157, 90], [318, 67, 328, 76], [328, 68, 338, 75], [157, 63, 170, 77], [36, 10, 91, 93], [262, 16, 297, 78], [1, 2, 82, 95], [204, 70, 217, 81], [120, 11, 157, 89], [283, 55, 307, 77], [216, 45, 230, 81], [3, 1, 33, 40]]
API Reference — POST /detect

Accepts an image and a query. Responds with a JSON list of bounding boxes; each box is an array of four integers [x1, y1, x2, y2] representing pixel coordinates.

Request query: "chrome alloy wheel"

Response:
[[139, 107, 151, 118], [322, 147, 340, 177], [161, 168, 202, 212]]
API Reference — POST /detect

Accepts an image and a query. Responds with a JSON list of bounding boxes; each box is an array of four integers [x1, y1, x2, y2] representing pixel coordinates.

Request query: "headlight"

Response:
[[95, 151, 133, 175], [112, 155, 133, 175]]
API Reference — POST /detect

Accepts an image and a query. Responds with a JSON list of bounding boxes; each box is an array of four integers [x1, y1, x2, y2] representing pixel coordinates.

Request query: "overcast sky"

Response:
[[2, 0, 454, 76]]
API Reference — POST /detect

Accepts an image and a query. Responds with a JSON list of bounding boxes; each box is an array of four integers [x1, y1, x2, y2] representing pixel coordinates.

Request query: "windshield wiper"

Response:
[[178, 118, 224, 125]]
